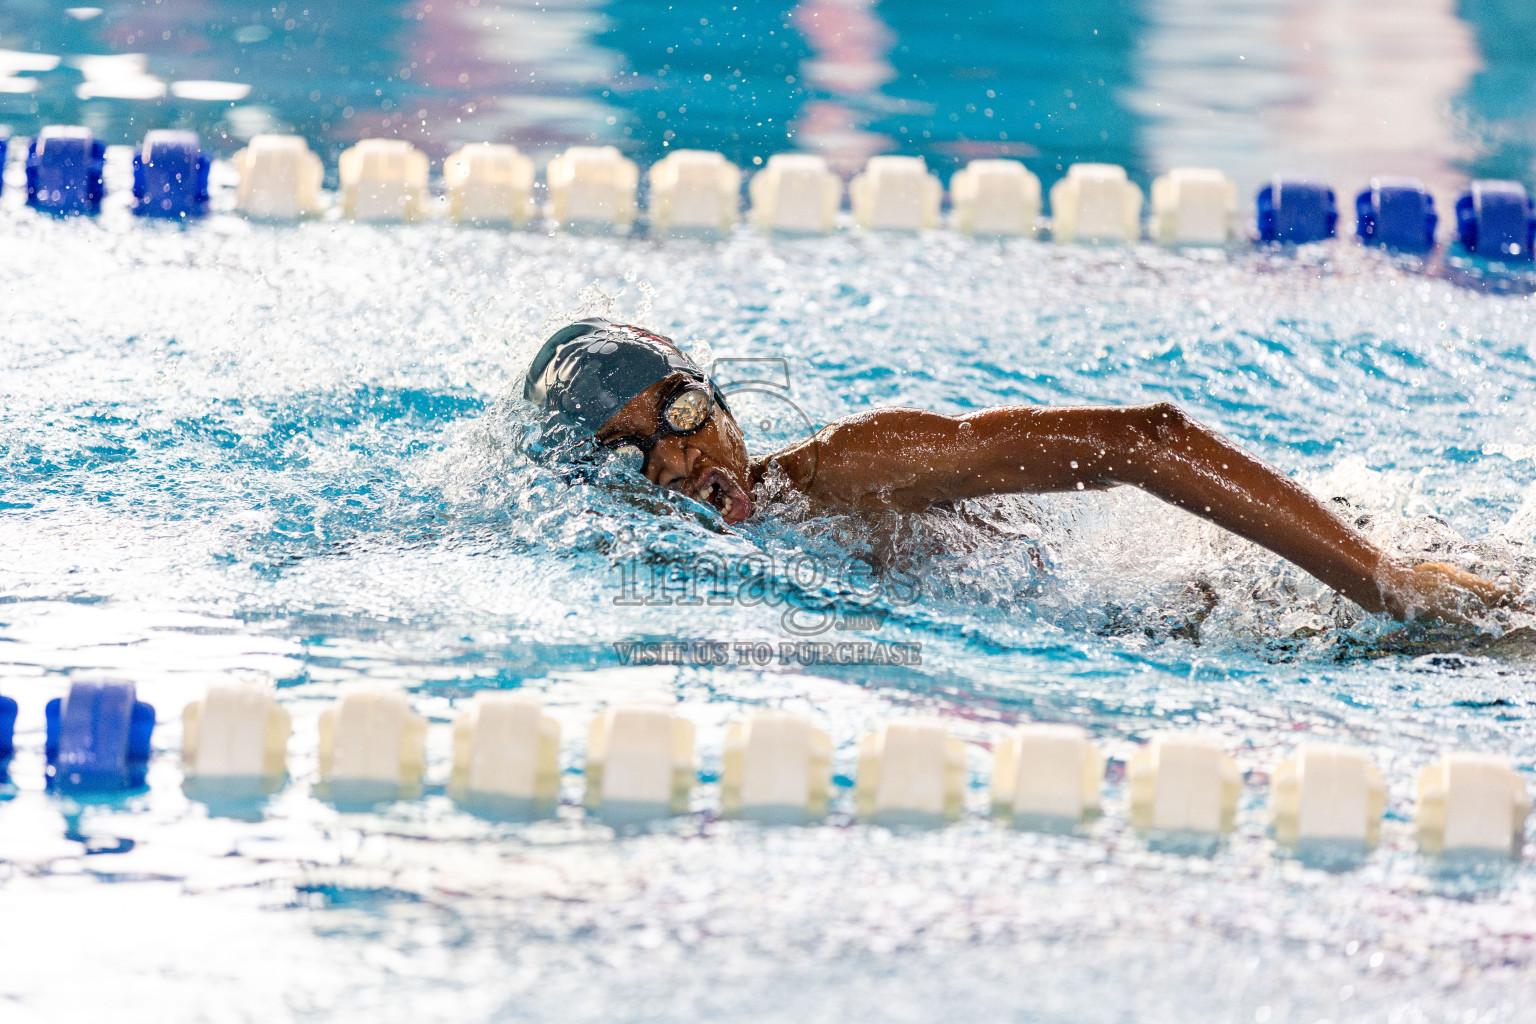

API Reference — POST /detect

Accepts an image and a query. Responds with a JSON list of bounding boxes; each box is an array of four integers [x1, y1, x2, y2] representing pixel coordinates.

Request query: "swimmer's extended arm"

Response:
[[761, 403, 1508, 621]]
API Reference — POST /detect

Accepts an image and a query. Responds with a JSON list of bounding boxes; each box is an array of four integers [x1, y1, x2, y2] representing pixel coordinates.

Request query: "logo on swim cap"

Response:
[[576, 336, 621, 356]]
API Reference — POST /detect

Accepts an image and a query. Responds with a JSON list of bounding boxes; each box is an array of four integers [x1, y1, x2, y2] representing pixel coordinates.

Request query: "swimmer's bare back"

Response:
[[755, 402, 1514, 624]]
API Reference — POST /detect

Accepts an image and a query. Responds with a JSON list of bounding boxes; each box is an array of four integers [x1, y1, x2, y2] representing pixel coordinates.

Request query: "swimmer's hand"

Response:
[[1377, 560, 1519, 624]]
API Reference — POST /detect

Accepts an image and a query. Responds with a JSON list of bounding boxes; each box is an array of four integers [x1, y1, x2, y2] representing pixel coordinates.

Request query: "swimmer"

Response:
[[526, 318, 1515, 624]]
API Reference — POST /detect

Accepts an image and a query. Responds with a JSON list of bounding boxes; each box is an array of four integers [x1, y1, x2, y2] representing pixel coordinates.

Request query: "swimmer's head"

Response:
[[524, 319, 755, 523]]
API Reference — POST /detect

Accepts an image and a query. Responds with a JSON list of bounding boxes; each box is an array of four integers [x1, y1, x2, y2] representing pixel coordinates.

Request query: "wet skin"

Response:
[[597, 375, 1513, 624]]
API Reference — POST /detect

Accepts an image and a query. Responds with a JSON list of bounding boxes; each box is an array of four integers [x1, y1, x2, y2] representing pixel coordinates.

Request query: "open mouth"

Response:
[[688, 466, 753, 524]]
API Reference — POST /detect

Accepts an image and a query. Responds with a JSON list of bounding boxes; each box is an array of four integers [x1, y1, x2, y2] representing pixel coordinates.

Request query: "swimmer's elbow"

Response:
[[1143, 401, 1191, 427], [1123, 401, 1196, 448]]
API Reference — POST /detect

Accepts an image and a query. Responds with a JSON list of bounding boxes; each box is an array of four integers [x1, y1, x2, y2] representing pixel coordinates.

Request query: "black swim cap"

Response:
[[523, 318, 728, 435]]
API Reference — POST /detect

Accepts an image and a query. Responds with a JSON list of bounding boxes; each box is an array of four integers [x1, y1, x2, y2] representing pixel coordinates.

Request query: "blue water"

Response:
[[2, 3, 1536, 1023]]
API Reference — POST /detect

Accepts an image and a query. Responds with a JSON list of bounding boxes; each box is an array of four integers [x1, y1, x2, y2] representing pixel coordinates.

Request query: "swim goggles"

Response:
[[600, 379, 716, 473]]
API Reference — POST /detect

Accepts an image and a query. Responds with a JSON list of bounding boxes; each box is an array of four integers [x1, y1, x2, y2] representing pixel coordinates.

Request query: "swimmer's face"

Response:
[[596, 374, 755, 524]]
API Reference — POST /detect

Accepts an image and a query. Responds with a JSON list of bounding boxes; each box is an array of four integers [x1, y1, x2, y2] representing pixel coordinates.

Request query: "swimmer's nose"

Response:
[[647, 436, 697, 490]]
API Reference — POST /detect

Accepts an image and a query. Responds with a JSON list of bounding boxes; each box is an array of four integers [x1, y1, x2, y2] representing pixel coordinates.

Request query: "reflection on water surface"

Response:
[[0, 0, 1532, 196]]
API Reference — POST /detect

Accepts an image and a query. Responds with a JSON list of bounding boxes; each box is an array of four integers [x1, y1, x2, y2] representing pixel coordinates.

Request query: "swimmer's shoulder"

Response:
[[748, 408, 938, 517], [751, 407, 930, 482]]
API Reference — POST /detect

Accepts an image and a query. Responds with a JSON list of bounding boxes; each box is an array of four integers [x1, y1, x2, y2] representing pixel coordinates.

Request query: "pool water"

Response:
[[4, 0, 1536, 191], [3, 2, 1536, 1023], [2, 206, 1535, 1021]]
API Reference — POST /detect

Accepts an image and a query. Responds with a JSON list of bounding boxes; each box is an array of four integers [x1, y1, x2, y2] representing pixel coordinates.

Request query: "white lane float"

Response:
[[991, 723, 1103, 827], [855, 718, 967, 826], [584, 704, 695, 819], [720, 710, 832, 823], [747, 153, 843, 234], [317, 689, 428, 804], [444, 143, 535, 226], [646, 149, 742, 234], [546, 145, 639, 230], [1150, 167, 1238, 245], [849, 155, 942, 230], [1415, 752, 1531, 857], [22, 655, 1536, 871], [1049, 162, 1143, 244], [338, 138, 429, 222], [450, 692, 562, 816], [182, 681, 291, 799], [950, 158, 1041, 237], [1270, 742, 1385, 850], [232, 134, 324, 219], [1128, 733, 1241, 834]]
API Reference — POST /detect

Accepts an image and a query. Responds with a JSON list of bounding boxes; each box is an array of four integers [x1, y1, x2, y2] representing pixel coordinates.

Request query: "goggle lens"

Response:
[[664, 387, 712, 432]]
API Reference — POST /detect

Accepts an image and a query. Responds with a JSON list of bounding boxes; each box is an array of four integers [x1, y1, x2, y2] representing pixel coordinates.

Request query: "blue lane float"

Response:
[[1355, 177, 1437, 253], [132, 130, 211, 220], [0, 690, 17, 785], [1256, 176, 1337, 244], [25, 125, 106, 217], [1456, 180, 1536, 261], [45, 680, 155, 793]]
